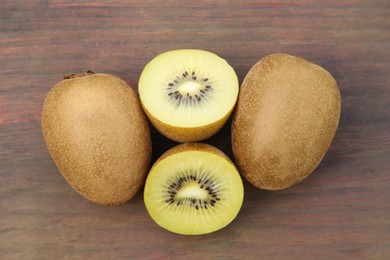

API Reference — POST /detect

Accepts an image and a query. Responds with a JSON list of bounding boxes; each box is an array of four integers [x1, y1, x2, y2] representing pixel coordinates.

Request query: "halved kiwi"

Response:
[[138, 49, 239, 142], [144, 143, 244, 235]]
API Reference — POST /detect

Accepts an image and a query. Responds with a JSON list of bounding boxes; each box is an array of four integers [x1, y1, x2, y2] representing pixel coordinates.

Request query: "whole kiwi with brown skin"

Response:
[[232, 54, 341, 190], [42, 72, 152, 205]]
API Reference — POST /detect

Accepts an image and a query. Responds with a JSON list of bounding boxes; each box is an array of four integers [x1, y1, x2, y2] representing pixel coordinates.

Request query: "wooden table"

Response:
[[1, 1, 389, 259]]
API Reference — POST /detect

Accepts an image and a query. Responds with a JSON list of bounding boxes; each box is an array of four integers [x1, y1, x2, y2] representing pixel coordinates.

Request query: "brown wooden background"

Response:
[[1, 0, 389, 259]]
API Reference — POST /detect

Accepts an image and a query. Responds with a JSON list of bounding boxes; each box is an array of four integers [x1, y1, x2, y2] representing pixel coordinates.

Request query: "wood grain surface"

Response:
[[1, 0, 389, 259]]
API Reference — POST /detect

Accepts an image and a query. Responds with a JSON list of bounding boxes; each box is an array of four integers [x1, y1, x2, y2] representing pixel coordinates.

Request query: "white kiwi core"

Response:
[[177, 185, 209, 200], [179, 81, 203, 94]]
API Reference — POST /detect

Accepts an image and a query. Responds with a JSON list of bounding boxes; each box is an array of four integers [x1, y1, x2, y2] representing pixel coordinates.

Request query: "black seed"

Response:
[[208, 191, 213, 195], [198, 179, 202, 183], [216, 198, 221, 201], [205, 205, 208, 209], [203, 78, 208, 82], [168, 92, 173, 96], [169, 83, 174, 86], [192, 199, 196, 204], [174, 80, 178, 83], [205, 187, 210, 191], [192, 71, 195, 75], [205, 180, 209, 184], [205, 88, 209, 91], [174, 90, 179, 93], [197, 97, 201, 102], [177, 201, 180, 206], [211, 200, 216, 204], [210, 203, 215, 207], [195, 94, 199, 98], [170, 200, 175, 204], [193, 176, 196, 180], [192, 76, 197, 80], [200, 90, 205, 94], [212, 194, 217, 197], [170, 184, 175, 188], [165, 199, 171, 203], [195, 205, 199, 210], [175, 95, 179, 100], [185, 71, 188, 75], [204, 201, 208, 204], [205, 85, 211, 89], [182, 73, 186, 77], [200, 185, 204, 189]]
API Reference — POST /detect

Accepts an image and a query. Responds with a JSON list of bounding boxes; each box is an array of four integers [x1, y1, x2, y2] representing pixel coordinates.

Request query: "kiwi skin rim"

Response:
[[152, 143, 234, 167], [142, 103, 235, 143]]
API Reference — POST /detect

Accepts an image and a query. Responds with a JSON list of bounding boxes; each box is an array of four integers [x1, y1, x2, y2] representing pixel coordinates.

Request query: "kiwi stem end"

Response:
[[63, 70, 94, 80]]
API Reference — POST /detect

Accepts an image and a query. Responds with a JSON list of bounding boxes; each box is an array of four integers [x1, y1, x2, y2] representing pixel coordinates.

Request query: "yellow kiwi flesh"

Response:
[[232, 54, 341, 190], [144, 143, 244, 235], [42, 73, 152, 205], [139, 49, 239, 142]]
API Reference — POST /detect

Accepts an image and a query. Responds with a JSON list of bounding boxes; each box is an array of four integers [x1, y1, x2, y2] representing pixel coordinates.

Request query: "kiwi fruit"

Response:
[[138, 49, 239, 142], [232, 53, 341, 190], [42, 72, 152, 205], [144, 143, 244, 235]]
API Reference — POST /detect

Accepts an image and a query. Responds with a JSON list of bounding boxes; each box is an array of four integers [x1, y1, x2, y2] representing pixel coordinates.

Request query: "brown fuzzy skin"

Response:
[[42, 73, 152, 205], [152, 143, 235, 168], [232, 54, 341, 190], [142, 105, 233, 143]]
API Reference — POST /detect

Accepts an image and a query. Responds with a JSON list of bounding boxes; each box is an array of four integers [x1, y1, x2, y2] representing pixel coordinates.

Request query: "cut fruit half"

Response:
[[144, 143, 244, 235], [138, 49, 239, 142]]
